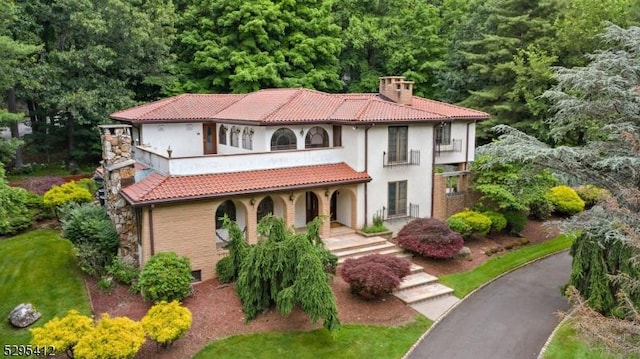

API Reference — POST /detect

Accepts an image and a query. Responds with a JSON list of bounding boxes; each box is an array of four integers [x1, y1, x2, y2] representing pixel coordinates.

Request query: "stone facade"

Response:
[[432, 172, 476, 220], [99, 125, 139, 264]]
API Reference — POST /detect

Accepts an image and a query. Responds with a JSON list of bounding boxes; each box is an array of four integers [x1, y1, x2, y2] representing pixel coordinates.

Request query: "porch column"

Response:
[[282, 193, 297, 230], [317, 189, 331, 237], [240, 199, 258, 244]]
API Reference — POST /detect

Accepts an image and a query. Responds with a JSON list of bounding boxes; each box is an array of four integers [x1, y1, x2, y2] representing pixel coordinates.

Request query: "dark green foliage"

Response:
[[221, 214, 249, 281], [106, 256, 140, 286], [231, 215, 340, 332], [0, 166, 33, 235], [138, 252, 193, 303], [74, 243, 113, 277], [528, 197, 555, 220], [215, 256, 235, 284], [503, 211, 527, 236], [397, 218, 464, 258], [315, 247, 338, 274], [481, 211, 508, 233], [23, 191, 55, 221], [61, 203, 118, 253], [340, 254, 411, 299]]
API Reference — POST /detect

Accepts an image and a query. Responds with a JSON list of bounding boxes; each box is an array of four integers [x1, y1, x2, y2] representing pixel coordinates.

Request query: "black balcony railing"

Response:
[[383, 149, 420, 167], [375, 203, 420, 222], [436, 139, 463, 156]]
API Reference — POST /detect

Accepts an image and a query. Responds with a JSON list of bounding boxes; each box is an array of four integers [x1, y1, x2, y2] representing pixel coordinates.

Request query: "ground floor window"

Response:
[[388, 181, 407, 216]]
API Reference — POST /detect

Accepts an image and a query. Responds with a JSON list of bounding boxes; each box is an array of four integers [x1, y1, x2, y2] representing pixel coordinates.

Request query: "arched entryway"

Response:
[[305, 191, 319, 223], [215, 200, 236, 228], [330, 191, 338, 221], [257, 196, 274, 222]]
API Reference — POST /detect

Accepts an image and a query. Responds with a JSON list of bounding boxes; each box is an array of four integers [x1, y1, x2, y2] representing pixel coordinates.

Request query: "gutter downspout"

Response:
[[430, 124, 437, 217], [465, 121, 471, 169], [364, 124, 373, 226], [148, 205, 155, 256]]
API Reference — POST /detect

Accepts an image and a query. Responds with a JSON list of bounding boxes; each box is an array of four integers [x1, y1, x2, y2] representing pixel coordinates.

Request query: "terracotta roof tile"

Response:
[[111, 94, 244, 122], [121, 162, 371, 205]]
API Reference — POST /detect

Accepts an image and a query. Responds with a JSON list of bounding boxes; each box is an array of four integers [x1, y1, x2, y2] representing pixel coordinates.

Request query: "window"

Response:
[[215, 200, 236, 229], [191, 270, 202, 282], [219, 125, 227, 145], [242, 127, 253, 150], [257, 196, 274, 222], [305, 126, 329, 148], [388, 126, 408, 163], [436, 122, 451, 145], [388, 181, 407, 216], [270, 128, 297, 151], [333, 125, 342, 147], [230, 126, 239, 147]]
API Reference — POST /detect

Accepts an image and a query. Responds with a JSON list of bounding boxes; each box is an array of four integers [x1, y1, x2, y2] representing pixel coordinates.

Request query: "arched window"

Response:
[[270, 128, 297, 151], [242, 127, 253, 150], [215, 200, 236, 229], [218, 125, 227, 145], [257, 196, 274, 222], [230, 126, 240, 147], [305, 126, 329, 148]]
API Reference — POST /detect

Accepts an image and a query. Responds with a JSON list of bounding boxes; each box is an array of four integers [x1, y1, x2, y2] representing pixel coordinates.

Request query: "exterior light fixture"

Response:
[[250, 198, 256, 206], [167, 146, 173, 158], [289, 193, 295, 202]]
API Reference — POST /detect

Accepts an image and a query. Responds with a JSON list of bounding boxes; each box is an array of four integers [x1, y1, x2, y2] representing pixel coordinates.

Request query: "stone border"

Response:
[[402, 249, 570, 358], [537, 309, 574, 359]]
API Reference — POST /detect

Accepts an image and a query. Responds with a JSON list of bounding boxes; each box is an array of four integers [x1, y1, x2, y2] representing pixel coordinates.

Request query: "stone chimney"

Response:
[[99, 124, 139, 264], [379, 76, 414, 105]]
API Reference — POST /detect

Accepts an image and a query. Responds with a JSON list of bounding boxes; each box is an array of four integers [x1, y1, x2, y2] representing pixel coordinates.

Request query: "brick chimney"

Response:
[[99, 124, 139, 264], [379, 76, 414, 105]]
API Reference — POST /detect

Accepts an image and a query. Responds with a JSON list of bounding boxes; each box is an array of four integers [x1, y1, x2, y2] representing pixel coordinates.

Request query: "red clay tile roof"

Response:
[[111, 89, 489, 124], [120, 162, 371, 205]]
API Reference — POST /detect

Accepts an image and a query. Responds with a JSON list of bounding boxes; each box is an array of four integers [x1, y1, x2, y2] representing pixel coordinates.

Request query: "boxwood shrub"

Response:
[[546, 185, 585, 215], [574, 184, 611, 208], [397, 218, 464, 258], [447, 209, 492, 238], [481, 210, 508, 233], [340, 254, 411, 299], [138, 252, 193, 302]]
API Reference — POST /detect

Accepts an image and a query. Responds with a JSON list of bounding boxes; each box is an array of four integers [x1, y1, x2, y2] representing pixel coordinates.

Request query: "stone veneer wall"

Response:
[[99, 125, 139, 264]]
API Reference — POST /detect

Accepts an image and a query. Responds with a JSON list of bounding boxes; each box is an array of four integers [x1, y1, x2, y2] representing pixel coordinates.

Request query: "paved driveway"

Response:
[[406, 251, 572, 359]]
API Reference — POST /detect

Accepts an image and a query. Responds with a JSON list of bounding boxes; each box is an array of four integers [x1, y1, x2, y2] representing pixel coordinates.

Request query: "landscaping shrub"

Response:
[[396, 218, 464, 258], [76, 178, 99, 196], [30, 309, 94, 358], [504, 211, 527, 235], [74, 243, 113, 276], [0, 185, 33, 235], [43, 181, 93, 209], [340, 254, 411, 299], [142, 300, 192, 348], [546, 185, 585, 215], [18, 176, 65, 195], [528, 197, 555, 220], [215, 256, 235, 283], [107, 256, 140, 286], [575, 184, 611, 208], [361, 213, 389, 234], [315, 246, 338, 274], [481, 210, 508, 232], [447, 209, 492, 238], [73, 314, 145, 359], [61, 203, 118, 252], [138, 252, 193, 302], [23, 191, 55, 221], [446, 217, 473, 239]]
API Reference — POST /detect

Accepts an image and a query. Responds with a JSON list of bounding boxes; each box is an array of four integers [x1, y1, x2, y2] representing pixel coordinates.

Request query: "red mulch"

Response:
[[86, 219, 559, 359]]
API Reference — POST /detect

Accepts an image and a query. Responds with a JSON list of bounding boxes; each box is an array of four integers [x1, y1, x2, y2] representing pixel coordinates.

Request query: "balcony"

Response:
[[436, 139, 462, 156], [375, 203, 420, 221], [383, 149, 420, 167]]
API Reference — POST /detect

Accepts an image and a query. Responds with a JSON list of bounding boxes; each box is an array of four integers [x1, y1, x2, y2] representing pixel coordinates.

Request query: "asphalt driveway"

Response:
[[406, 251, 572, 359]]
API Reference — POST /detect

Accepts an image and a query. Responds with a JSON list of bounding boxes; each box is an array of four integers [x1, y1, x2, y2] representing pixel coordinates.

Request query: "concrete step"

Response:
[[410, 263, 423, 274], [337, 247, 411, 264], [333, 242, 396, 259], [410, 295, 460, 321], [324, 236, 388, 252], [393, 283, 454, 304], [329, 226, 356, 237], [397, 272, 439, 291]]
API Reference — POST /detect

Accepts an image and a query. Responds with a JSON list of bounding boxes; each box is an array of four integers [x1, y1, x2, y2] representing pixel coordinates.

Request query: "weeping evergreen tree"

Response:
[[224, 215, 340, 332]]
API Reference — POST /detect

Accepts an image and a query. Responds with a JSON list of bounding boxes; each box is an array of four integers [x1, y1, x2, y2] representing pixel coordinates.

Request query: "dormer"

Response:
[[379, 76, 414, 106]]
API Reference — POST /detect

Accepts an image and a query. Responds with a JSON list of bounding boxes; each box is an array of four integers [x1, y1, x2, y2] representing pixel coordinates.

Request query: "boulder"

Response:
[[454, 246, 472, 261], [8, 303, 42, 328]]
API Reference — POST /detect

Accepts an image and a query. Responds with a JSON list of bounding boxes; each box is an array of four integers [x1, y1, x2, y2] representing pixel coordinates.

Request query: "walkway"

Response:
[[406, 251, 572, 359]]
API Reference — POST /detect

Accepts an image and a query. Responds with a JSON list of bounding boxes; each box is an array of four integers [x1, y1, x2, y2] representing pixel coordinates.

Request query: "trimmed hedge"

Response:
[[447, 210, 492, 238], [546, 185, 585, 215], [138, 252, 193, 302], [481, 211, 507, 233], [397, 218, 464, 258], [340, 254, 411, 299]]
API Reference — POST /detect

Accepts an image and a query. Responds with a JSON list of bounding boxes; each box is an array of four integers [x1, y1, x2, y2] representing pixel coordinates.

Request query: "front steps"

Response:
[[324, 228, 459, 320]]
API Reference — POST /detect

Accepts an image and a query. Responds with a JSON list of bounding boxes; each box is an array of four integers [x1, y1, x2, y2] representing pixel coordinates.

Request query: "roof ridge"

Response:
[[260, 88, 305, 121], [354, 98, 375, 120], [414, 97, 489, 117], [370, 95, 445, 118], [139, 172, 170, 200]]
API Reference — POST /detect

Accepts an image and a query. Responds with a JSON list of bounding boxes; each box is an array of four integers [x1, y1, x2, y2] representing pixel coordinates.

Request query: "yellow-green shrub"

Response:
[[447, 209, 492, 238], [481, 210, 508, 232], [74, 314, 145, 359], [142, 300, 192, 347], [43, 181, 93, 209], [575, 184, 611, 207], [30, 310, 94, 357], [546, 185, 585, 215]]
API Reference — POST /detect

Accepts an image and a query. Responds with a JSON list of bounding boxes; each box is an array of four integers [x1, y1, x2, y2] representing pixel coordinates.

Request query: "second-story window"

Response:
[[270, 128, 297, 151], [305, 126, 329, 148], [219, 125, 227, 145], [436, 122, 451, 145], [388, 126, 408, 163], [242, 127, 253, 150], [230, 126, 239, 147]]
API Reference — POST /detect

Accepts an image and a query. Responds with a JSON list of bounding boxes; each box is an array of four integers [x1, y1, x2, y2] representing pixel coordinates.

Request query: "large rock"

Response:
[[8, 303, 41, 328], [454, 246, 472, 261]]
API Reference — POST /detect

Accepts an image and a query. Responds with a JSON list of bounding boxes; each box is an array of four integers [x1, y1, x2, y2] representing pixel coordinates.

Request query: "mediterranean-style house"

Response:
[[99, 76, 489, 281]]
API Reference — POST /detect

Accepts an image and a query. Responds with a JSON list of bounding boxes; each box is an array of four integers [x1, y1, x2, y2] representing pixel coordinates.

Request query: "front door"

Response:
[[203, 123, 217, 154], [305, 191, 319, 223], [330, 192, 337, 221]]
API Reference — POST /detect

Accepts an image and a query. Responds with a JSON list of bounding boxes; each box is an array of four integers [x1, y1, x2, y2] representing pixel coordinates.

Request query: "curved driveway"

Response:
[[407, 251, 571, 359]]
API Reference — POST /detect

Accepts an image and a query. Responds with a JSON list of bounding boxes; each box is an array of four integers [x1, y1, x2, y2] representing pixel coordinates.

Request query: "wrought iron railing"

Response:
[[436, 138, 462, 156], [375, 203, 420, 221], [383, 149, 420, 167]]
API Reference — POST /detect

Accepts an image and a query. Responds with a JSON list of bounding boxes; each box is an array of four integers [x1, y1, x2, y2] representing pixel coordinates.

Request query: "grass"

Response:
[[194, 315, 432, 359], [0, 229, 90, 345], [440, 232, 575, 298], [542, 319, 619, 359], [6, 163, 96, 182]]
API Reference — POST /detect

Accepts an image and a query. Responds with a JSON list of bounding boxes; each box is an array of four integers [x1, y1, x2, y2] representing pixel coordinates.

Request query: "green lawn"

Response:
[[542, 320, 621, 359], [0, 229, 90, 345], [440, 232, 575, 298], [194, 315, 431, 359]]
